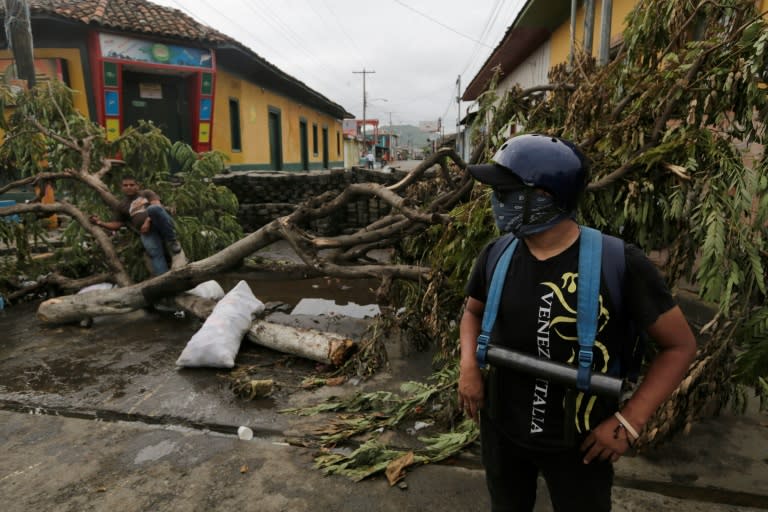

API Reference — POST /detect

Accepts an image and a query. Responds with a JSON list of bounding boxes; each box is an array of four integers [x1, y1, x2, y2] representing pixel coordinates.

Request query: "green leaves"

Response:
[[285, 366, 471, 482], [402, 0, 768, 406], [0, 79, 243, 283]]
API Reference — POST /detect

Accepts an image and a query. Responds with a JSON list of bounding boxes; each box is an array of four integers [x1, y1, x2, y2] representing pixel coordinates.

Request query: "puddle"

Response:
[[217, 274, 381, 318], [134, 439, 178, 464], [220, 274, 378, 303], [290, 298, 379, 319]]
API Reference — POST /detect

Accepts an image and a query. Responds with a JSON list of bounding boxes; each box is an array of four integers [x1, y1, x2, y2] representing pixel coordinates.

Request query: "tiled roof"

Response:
[[4, 0, 352, 117], [26, 0, 231, 43]]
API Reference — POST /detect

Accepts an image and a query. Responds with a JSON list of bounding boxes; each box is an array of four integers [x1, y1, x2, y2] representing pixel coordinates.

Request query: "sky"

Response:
[[148, 0, 525, 133]]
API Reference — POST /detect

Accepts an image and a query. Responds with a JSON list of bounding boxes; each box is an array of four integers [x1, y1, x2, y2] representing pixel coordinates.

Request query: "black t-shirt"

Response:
[[465, 234, 675, 450]]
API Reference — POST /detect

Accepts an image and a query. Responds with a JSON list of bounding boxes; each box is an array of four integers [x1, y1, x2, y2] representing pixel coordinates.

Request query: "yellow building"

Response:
[[463, 0, 637, 105], [460, 0, 767, 158], [0, 0, 352, 171]]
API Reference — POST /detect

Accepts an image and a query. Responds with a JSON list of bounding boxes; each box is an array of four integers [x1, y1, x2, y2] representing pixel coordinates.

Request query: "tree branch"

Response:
[[0, 201, 132, 286], [0, 171, 74, 195]]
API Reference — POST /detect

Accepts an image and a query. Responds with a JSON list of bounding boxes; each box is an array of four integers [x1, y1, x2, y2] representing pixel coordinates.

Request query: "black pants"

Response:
[[480, 413, 613, 512]]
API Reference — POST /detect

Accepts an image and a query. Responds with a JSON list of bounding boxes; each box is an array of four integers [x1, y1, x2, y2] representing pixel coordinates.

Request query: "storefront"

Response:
[[89, 32, 216, 152]]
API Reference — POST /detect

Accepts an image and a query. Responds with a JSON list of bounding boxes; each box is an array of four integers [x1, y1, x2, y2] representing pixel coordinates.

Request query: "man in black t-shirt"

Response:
[[458, 134, 696, 512], [89, 176, 182, 275]]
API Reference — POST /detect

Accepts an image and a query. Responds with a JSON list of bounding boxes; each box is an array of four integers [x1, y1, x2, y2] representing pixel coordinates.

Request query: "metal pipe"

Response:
[[584, 0, 596, 56], [569, 0, 577, 70], [486, 346, 623, 399], [599, 0, 614, 66]]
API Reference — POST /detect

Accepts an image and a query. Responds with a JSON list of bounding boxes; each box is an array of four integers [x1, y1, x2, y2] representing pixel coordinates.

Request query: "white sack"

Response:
[[176, 280, 264, 368], [77, 282, 115, 294], [186, 280, 225, 300]]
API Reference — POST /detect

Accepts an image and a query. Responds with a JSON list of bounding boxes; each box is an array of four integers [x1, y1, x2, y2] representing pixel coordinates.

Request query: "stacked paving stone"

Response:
[[213, 167, 408, 235]]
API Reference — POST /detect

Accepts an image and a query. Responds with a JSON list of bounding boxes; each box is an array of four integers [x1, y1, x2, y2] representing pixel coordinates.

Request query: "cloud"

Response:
[[148, 0, 520, 129]]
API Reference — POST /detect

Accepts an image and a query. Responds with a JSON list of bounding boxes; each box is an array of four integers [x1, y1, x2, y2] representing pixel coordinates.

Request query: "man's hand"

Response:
[[140, 218, 151, 234], [458, 364, 484, 422], [580, 415, 634, 464], [89, 215, 100, 225]]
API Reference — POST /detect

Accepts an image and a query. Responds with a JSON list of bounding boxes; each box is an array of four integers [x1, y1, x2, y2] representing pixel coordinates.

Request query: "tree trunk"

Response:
[[32, 149, 460, 325], [36, 202, 433, 324], [246, 322, 355, 367], [36, 223, 287, 323]]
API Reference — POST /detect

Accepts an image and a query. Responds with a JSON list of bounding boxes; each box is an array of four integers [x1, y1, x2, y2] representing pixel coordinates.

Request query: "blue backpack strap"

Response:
[[478, 227, 633, 388], [576, 226, 603, 392], [476, 237, 519, 369], [484, 233, 518, 284]]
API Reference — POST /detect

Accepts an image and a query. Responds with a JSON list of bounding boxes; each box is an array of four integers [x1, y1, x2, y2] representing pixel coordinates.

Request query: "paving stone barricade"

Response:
[[213, 167, 409, 235]]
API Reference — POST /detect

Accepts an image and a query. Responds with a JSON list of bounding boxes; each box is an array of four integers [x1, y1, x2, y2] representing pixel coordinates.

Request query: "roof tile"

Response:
[[26, 0, 231, 43], [2, 0, 352, 118]]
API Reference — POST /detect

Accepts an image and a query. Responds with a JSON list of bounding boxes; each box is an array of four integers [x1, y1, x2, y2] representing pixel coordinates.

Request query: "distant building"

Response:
[[0, 0, 353, 171]]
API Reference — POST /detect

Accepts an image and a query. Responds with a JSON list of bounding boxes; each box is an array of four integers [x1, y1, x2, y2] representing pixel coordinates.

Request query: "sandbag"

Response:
[[77, 282, 116, 294], [176, 280, 264, 368], [186, 280, 225, 300]]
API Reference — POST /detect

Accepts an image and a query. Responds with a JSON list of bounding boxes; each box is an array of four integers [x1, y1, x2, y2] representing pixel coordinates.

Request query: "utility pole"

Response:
[[455, 75, 461, 157], [352, 68, 375, 151], [4, 0, 36, 87]]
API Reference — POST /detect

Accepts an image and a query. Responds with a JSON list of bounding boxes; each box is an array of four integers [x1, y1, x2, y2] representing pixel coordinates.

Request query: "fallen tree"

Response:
[[31, 157, 470, 323], [0, 81, 469, 325], [1, 0, 767, 483]]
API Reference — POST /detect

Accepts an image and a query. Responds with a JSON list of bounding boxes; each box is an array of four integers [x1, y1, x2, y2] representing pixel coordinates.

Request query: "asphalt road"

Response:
[[1, 285, 767, 511]]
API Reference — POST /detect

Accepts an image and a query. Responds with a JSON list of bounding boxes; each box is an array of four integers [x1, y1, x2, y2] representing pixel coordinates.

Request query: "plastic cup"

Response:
[[237, 426, 254, 441]]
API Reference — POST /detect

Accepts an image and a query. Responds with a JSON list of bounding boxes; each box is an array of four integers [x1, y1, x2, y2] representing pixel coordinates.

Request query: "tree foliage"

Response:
[[0, 0, 766, 482], [288, 1, 768, 482], [0, 80, 242, 290], [405, 0, 768, 395]]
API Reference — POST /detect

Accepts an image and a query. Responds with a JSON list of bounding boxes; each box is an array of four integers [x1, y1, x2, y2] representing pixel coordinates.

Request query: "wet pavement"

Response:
[[1, 268, 768, 511]]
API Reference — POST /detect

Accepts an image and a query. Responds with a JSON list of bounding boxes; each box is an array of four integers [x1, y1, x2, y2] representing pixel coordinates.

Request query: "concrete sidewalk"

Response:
[[2, 408, 766, 512], [0, 298, 767, 511]]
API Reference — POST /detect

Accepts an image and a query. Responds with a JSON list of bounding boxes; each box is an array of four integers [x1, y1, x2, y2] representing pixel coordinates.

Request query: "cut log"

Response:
[[37, 227, 284, 324], [37, 286, 147, 323], [174, 294, 356, 367], [246, 322, 356, 367]]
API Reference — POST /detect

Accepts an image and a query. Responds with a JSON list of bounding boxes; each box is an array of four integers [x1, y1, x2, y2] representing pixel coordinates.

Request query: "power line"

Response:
[[315, 0, 367, 65], [459, 0, 507, 78], [163, 0, 208, 24], [244, 1, 319, 61], [238, 0, 353, 82], [391, 0, 494, 48], [187, 0, 341, 98]]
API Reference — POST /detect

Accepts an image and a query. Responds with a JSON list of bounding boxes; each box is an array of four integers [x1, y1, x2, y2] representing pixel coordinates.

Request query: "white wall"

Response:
[[463, 40, 552, 159], [344, 138, 364, 168], [498, 39, 551, 93]]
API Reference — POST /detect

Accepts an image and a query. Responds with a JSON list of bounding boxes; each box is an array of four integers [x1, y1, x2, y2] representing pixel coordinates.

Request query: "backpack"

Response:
[[476, 227, 644, 391]]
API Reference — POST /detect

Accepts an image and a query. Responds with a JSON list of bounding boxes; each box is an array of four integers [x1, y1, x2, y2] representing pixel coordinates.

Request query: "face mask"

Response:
[[491, 188, 572, 237]]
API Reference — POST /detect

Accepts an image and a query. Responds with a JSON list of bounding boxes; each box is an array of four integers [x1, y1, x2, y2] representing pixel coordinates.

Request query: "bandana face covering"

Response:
[[491, 188, 572, 237]]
